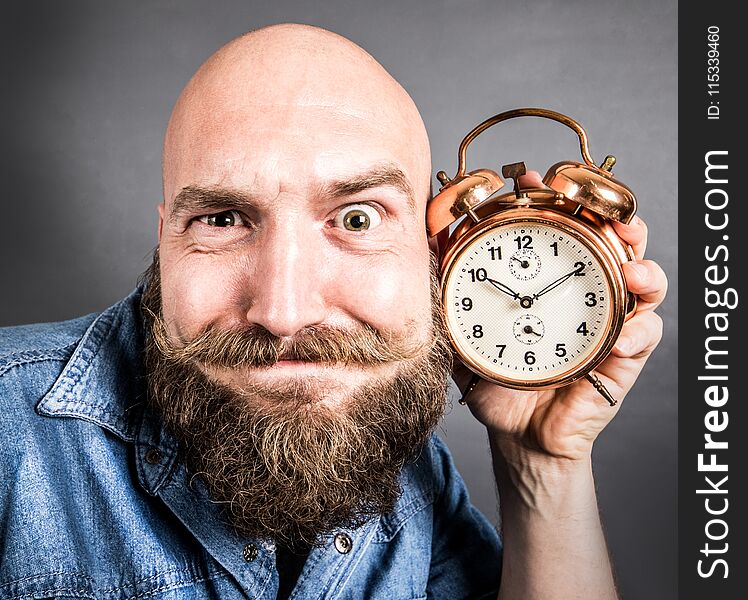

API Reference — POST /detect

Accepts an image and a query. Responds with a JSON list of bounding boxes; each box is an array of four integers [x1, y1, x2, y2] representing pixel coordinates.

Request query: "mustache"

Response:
[[146, 313, 431, 369]]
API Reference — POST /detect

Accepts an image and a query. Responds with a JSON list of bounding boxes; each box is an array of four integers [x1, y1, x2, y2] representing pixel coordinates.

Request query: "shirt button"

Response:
[[243, 543, 258, 562], [144, 448, 163, 464], [334, 533, 353, 554]]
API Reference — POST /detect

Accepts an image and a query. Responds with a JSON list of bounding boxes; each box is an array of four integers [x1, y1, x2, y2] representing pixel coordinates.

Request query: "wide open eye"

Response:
[[333, 204, 382, 232], [198, 210, 244, 227]]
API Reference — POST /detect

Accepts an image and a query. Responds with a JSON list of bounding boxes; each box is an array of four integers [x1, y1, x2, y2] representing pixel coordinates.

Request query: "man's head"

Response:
[[145, 23, 450, 546]]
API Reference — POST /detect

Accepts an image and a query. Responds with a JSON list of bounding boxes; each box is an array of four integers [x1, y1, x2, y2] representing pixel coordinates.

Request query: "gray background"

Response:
[[0, 1, 677, 597]]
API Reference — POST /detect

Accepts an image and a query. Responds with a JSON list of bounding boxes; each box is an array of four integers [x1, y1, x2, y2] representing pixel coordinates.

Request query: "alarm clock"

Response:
[[427, 108, 638, 406]]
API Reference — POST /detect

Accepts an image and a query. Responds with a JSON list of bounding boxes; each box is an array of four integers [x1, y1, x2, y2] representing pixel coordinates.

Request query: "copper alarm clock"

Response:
[[427, 108, 638, 405]]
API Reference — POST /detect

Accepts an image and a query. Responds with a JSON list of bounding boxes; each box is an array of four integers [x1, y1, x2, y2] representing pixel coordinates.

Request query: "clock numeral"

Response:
[[555, 343, 567, 357], [573, 261, 586, 276], [496, 344, 506, 358], [576, 322, 589, 336], [488, 246, 502, 260], [550, 241, 559, 256], [524, 351, 536, 365], [461, 297, 473, 311], [584, 292, 597, 307], [473, 324, 484, 338], [468, 268, 488, 282], [514, 235, 533, 249]]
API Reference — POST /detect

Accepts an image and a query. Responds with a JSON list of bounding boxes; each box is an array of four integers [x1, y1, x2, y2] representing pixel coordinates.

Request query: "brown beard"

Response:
[[140, 251, 452, 547]]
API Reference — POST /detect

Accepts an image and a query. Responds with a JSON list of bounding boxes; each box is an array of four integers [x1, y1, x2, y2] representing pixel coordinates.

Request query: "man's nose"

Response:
[[245, 225, 329, 338]]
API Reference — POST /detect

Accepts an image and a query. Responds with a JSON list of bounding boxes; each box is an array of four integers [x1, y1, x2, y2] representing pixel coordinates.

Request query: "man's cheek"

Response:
[[160, 272, 237, 342], [342, 267, 431, 332]]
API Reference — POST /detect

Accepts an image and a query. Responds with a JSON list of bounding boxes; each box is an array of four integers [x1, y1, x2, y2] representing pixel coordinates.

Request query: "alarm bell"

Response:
[[543, 159, 637, 224]]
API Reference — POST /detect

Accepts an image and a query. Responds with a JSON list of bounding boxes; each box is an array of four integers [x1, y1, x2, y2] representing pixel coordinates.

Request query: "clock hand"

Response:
[[511, 256, 530, 268], [486, 278, 535, 308], [532, 267, 579, 300], [485, 277, 521, 300]]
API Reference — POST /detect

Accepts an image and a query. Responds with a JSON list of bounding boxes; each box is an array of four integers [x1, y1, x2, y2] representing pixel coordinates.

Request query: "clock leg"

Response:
[[585, 373, 618, 406], [459, 373, 482, 405]]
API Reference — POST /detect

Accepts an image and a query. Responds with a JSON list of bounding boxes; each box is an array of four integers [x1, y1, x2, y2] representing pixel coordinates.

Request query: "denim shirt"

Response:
[[0, 289, 502, 599]]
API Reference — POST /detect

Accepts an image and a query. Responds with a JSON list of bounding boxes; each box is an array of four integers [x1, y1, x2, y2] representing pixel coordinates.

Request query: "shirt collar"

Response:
[[36, 287, 148, 442], [35, 287, 179, 495]]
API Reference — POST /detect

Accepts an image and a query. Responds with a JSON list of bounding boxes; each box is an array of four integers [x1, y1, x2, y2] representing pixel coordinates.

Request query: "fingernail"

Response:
[[616, 337, 632, 354]]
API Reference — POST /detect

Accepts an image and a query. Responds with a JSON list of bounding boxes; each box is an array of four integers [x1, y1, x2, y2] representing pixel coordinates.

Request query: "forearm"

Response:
[[491, 435, 618, 600]]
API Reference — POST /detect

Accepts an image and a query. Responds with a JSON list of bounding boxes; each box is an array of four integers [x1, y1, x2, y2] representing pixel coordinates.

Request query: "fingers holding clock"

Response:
[[611, 310, 664, 359], [615, 213, 666, 354], [517, 170, 545, 188], [611, 256, 666, 359], [587, 310, 663, 409], [613, 215, 648, 259], [623, 259, 668, 312]]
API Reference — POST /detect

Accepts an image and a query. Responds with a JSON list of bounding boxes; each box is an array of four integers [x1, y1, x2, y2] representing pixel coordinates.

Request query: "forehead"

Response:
[[172, 103, 420, 194]]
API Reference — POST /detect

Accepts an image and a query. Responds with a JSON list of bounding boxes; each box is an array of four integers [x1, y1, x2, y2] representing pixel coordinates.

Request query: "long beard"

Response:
[[140, 252, 452, 547]]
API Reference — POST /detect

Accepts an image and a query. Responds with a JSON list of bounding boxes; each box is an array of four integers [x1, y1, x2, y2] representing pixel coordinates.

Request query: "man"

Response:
[[0, 24, 666, 599]]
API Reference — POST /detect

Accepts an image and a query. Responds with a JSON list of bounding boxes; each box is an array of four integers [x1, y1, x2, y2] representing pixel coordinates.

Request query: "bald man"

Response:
[[0, 24, 666, 600]]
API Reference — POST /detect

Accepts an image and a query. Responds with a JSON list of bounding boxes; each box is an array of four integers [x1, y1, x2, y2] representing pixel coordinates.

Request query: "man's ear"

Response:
[[157, 203, 165, 241]]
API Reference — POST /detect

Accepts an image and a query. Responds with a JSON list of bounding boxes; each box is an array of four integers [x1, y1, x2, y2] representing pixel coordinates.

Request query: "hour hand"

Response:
[[486, 277, 521, 300]]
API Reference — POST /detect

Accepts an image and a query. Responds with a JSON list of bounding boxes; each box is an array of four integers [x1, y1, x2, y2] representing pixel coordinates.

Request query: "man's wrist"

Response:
[[488, 432, 597, 514]]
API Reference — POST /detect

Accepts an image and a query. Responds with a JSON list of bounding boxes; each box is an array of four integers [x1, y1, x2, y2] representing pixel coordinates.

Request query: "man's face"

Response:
[[158, 99, 434, 405], [146, 28, 451, 546]]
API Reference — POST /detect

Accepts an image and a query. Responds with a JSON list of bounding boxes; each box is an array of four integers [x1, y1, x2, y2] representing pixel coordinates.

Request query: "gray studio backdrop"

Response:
[[1, 1, 677, 598]]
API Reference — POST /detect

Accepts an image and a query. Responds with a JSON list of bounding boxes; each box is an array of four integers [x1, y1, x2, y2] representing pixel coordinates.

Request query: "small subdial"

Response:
[[509, 249, 541, 280], [513, 314, 545, 345]]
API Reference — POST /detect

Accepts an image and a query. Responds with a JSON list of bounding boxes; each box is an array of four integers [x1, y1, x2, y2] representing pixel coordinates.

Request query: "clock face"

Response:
[[443, 218, 616, 385]]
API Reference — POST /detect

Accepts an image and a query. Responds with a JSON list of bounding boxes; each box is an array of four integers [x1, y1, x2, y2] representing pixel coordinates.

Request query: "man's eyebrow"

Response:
[[169, 166, 417, 221], [169, 186, 254, 222], [325, 165, 416, 213]]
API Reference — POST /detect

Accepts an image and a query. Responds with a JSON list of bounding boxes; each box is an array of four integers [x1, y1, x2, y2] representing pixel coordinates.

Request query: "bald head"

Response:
[[162, 24, 431, 209]]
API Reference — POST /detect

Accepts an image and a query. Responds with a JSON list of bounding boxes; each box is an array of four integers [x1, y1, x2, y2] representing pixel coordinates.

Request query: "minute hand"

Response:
[[532, 268, 579, 300]]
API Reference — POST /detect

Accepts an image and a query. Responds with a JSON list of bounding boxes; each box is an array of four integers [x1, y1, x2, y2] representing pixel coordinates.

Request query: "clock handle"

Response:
[[428, 107, 637, 238], [435, 107, 637, 225], [428, 108, 589, 237], [453, 108, 597, 178]]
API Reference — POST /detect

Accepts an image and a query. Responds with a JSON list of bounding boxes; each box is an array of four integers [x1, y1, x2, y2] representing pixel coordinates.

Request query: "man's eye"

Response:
[[333, 204, 381, 232], [198, 211, 243, 227]]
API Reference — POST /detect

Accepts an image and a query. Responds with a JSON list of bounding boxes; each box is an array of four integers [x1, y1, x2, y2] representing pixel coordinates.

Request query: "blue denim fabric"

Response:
[[0, 289, 502, 599]]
